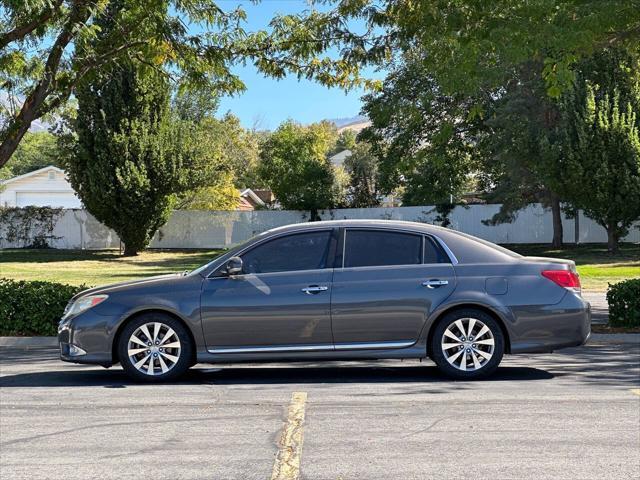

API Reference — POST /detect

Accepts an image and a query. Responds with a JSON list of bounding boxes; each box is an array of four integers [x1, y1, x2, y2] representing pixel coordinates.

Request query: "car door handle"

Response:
[[301, 285, 329, 294], [422, 279, 449, 288]]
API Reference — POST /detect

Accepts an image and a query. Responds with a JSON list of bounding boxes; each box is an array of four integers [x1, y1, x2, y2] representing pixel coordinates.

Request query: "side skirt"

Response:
[[197, 340, 427, 364]]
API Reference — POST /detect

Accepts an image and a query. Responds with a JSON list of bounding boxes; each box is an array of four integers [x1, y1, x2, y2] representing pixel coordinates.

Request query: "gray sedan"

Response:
[[58, 220, 590, 381]]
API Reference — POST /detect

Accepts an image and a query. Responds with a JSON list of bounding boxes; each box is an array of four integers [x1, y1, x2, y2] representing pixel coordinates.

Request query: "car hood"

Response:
[[69, 273, 189, 302]]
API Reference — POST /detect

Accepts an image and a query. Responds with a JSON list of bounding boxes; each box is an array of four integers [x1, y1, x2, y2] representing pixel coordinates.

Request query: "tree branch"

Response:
[[0, 0, 64, 50]]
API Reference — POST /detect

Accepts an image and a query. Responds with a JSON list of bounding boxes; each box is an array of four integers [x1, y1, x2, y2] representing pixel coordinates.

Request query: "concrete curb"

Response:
[[589, 333, 640, 344], [0, 337, 57, 347], [1, 333, 639, 348]]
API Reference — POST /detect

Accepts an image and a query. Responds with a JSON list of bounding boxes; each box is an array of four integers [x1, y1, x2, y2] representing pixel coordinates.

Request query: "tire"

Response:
[[430, 309, 505, 380], [117, 312, 193, 382]]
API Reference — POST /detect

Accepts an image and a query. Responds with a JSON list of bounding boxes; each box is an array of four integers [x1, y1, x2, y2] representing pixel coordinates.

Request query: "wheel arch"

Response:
[[111, 309, 197, 365], [425, 303, 512, 355]]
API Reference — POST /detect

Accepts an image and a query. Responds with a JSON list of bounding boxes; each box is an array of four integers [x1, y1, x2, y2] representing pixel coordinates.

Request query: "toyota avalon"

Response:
[[58, 220, 590, 381]]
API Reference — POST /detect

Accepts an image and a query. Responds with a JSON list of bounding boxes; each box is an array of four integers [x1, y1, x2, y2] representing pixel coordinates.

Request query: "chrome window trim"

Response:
[[206, 267, 332, 281], [432, 235, 459, 265], [207, 340, 415, 354]]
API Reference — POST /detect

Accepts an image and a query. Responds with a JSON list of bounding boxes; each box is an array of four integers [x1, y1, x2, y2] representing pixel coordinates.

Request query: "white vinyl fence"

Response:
[[1, 204, 638, 250]]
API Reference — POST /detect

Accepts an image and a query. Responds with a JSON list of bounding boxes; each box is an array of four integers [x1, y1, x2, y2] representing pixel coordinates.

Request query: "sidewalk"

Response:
[[583, 292, 608, 324]]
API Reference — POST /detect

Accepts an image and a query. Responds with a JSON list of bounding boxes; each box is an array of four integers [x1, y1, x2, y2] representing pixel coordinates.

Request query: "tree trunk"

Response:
[[0, 121, 32, 167], [122, 244, 139, 256], [309, 208, 320, 222], [550, 196, 564, 248], [606, 226, 619, 253]]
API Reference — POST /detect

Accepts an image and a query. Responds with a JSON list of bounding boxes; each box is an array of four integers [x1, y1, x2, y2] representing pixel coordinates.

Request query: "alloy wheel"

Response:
[[441, 317, 495, 371], [127, 322, 182, 376]]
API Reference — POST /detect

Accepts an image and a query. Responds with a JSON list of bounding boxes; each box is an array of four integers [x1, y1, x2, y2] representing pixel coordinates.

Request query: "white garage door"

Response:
[[16, 192, 81, 208]]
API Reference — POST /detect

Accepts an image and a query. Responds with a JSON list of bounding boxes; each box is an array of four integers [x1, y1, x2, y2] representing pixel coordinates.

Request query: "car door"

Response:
[[200, 229, 336, 352], [331, 228, 456, 348]]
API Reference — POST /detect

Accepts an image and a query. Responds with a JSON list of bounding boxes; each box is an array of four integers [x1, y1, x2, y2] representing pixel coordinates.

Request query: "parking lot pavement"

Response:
[[1, 341, 639, 480]]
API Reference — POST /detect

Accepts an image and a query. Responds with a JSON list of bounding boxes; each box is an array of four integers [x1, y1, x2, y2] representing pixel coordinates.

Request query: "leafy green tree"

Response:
[[481, 61, 568, 247], [264, 0, 640, 99], [360, 55, 486, 212], [558, 49, 640, 252], [171, 91, 262, 206], [258, 121, 338, 220], [0, 0, 372, 166], [178, 171, 240, 211], [65, 3, 219, 255], [343, 142, 380, 208], [67, 62, 171, 255], [0, 131, 62, 179], [331, 129, 357, 155]]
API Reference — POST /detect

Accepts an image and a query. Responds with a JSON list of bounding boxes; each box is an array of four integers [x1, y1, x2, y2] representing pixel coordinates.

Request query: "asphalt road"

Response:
[[1, 341, 639, 480]]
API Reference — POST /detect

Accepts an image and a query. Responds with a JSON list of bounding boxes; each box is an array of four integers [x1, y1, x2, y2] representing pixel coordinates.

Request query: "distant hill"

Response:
[[328, 115, 371, 134]]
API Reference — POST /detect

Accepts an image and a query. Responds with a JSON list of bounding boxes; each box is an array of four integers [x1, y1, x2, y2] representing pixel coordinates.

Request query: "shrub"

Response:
[[607, 279, 640, 328], [0, 278, 86, 336]]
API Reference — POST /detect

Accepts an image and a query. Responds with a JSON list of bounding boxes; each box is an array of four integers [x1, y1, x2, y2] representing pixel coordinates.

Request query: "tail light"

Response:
[[541, 270, 581, 294]]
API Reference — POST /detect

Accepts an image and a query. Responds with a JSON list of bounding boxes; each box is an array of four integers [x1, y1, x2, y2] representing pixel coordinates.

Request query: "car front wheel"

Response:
[[117, 313, 193, 382], [430, 309, 505, 379]]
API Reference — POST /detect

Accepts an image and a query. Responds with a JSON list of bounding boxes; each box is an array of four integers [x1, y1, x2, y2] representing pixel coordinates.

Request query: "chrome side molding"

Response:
[[207, 340, 415, 354]]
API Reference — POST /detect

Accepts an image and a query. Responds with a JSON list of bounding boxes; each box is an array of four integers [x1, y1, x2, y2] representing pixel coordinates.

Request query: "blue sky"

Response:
[[213, 1, 375, 130]]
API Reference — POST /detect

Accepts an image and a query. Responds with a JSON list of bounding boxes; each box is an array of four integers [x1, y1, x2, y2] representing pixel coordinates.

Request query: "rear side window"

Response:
[[344, 230, 422, 268], [424, 236, 451, 264], [241, 231, 331, 274]]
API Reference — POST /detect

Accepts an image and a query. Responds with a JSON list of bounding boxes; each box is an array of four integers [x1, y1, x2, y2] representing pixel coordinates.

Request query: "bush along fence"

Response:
[[606, 279, 640, 328], [0, 278, 85, 336], [0, 206, 63, 248]]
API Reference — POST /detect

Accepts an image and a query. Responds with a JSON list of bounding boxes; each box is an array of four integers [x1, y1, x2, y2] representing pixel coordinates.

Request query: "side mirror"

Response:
[[225, 256, 243, 276]]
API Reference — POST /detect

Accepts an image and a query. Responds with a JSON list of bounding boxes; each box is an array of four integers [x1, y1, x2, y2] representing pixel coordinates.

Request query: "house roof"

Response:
[[329, 149, 352, 167], [0, 165, 66, 185], [239, 188, 266, 206]]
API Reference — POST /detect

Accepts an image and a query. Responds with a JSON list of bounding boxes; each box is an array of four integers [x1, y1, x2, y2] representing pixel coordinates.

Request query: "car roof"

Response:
[[264, 219, 522, 264], [265, 219, 450, 235]]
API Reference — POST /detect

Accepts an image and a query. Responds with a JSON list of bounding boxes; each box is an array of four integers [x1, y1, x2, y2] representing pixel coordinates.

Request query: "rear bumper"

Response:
[[508, 292, 591, 354]]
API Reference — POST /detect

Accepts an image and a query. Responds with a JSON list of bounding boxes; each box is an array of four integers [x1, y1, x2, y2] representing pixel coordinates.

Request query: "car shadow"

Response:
[[0, 364, 553, 388]]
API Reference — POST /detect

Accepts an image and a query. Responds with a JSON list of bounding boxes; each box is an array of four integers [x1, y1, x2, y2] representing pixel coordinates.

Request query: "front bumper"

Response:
[[58, 310, 115, 367], [509, 292, 591, 354]]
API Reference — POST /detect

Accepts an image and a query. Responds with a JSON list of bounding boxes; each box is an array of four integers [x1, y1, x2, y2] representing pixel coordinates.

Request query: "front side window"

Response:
[[241, 231, 332, 274], [344, 230, 422, 268]]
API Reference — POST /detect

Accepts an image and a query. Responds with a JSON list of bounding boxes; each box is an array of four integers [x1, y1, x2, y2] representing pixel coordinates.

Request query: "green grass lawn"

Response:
[[506, 243, 640, 292], [0, 243, 638, 291], [0, 249, 224, 287]]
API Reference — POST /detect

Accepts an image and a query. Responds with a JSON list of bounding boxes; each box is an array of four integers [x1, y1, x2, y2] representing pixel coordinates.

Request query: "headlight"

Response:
[[63, 294, 109, 319]]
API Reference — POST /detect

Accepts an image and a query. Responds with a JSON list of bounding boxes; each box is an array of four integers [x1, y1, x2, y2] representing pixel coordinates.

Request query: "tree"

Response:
[[360, 55, 486, 212], [331, 129, 357, 155], [258, 120, 339, 220], [481, 61, 569, 248], [64, 2, 221, 255], [178, 171, 240, 211], [0, 0, 375, 167], [170, 92, 262, 208], [342, 142, 380, 208], [558, 49, 640, 252], [264, 1, 640, 99], [0, 131, 62, 179]]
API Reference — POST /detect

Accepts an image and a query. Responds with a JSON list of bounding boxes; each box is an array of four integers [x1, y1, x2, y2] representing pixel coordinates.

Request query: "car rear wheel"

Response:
[[118, 313, 193, 382], [430, 309, 505, 379]]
